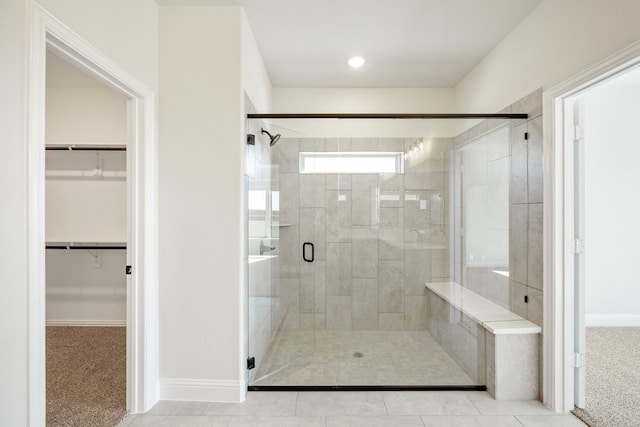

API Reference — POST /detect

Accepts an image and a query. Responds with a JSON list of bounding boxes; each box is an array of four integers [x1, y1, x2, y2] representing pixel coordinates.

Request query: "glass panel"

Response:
[[246, 120, 317, 386], [455, 125, 510, 310], [247, 115, 522, 389], [248, 133, 323, 386]]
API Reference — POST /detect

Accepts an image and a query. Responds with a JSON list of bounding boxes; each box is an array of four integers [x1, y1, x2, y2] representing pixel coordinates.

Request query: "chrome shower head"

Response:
[[261, 128, 281, 146]]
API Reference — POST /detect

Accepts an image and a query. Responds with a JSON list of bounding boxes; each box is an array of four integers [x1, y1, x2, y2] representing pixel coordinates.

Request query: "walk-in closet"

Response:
[[45, 51, 129, 426]]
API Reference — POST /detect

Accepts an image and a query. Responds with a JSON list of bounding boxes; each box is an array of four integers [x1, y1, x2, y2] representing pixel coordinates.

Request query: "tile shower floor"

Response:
[[251, 330, 477, 386]]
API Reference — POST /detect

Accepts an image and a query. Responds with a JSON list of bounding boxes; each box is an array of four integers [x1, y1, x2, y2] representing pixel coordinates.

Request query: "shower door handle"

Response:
[[302, 242, 314, 263]]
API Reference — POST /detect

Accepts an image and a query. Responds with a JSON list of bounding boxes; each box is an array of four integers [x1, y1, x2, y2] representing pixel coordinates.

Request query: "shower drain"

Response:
[[353, 352, 364, 358]]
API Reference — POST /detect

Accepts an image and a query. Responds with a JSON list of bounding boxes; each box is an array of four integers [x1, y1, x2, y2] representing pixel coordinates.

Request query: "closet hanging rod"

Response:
[[45, 245, 127, 250], [247, 113, 528, 120], [45, 145, 126, 151]]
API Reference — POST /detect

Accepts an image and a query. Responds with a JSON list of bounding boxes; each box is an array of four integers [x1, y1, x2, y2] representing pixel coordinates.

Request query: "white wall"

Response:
[[271, 88, 457, 137], [455, 0, 640, 113], [273, 88, 454, 112], [46, 180, 126, 242], [241, 12, 273, 115], [46, 88, 128, 145], [583, 68, 640, 326], [0, 1, 29, 424], [158, 5, 271, 402], [159, 4, 241, 395], [36, 0, 159, 89], [45, 250, 127, 325]]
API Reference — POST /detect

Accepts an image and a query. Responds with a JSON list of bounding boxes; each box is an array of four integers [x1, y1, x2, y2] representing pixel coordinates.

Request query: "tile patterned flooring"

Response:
[[118, 391, 586, 426], [120, 329, 584, 426], [251, 330, 476, 386]]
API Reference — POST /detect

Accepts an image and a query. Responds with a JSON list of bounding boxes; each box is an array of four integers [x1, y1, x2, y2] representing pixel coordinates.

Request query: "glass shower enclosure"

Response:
[[246, 113, 522, 390]]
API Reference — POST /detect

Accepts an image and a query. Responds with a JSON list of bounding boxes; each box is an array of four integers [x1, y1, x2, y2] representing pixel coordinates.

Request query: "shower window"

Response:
[[299, 151, 404, 174]]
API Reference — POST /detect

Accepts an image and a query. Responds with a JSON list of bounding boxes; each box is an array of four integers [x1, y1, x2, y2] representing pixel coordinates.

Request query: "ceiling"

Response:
[[157, 0, 542, 88], [48, 1, 543, 89], [46, 52, 107, 88]]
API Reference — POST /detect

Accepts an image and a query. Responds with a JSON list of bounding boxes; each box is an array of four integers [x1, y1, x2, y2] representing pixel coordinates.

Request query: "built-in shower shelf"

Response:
[[425, 282, 540, 333], [277, 224, 293, 228]]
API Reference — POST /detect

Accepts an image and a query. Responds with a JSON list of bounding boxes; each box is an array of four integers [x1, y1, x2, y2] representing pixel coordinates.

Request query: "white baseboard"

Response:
[[46, 319, 126, 327], [159, 378, 246, 403], [586, 314, 640, 327]]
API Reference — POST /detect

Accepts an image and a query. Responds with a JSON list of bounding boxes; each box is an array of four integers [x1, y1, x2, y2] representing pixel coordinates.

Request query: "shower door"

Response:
[[250, 136, 478, 387], [248, 137, 320, 386]]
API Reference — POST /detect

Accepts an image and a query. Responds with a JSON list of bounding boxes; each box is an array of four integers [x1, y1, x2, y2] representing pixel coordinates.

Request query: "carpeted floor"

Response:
[[46, 326, 127, 427], [572, 327, 640, 427]]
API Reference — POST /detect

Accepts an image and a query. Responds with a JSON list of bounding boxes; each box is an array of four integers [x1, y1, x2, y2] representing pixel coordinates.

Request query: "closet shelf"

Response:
[[46, 242, 126, 250], [46, 170, 126, 179], [46, 144, 126, 151]]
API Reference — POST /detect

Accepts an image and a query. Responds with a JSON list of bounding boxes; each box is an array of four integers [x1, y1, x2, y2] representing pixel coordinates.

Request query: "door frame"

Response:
[[28, 5, 159, 424], [543, 39, 640, 412]]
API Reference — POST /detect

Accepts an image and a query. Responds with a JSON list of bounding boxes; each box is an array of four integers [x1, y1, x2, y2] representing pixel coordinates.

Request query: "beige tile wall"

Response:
[[509, 89, 544, 327], [269, 87, 544, 337], [272, 137, 452, 331]]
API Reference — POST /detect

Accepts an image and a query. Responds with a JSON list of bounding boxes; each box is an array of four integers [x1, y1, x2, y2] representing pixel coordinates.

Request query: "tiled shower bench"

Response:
[[425, 282, 541, 400]]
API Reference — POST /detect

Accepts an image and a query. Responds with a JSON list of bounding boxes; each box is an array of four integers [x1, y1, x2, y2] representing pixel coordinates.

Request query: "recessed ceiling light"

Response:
[[348, 56, 366, 68]]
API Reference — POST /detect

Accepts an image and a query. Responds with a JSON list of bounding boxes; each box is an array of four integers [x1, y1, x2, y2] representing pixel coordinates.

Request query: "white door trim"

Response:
[[543, 38, 640, 413], [28, 5, 159, 424]]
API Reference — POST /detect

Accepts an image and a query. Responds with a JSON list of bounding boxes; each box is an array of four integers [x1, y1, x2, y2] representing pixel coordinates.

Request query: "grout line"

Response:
[[380, 390, 391, 415], [465, 391, 483, 415], [513, 415, 527, 426], [293, 391, 299, 416], [197, 401, 207, 416]]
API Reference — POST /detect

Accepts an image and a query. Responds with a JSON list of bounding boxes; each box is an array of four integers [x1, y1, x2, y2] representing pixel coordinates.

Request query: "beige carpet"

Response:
[[572, 327, 640, 427], [47, 326, 127, 427]]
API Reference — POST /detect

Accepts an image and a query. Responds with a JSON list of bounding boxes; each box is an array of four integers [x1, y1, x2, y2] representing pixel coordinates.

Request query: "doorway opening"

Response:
[[546, 39, 640, 416], [563, 65, 640, 426], [44, 49, 129, 425], [28, 6, 158, 424]]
